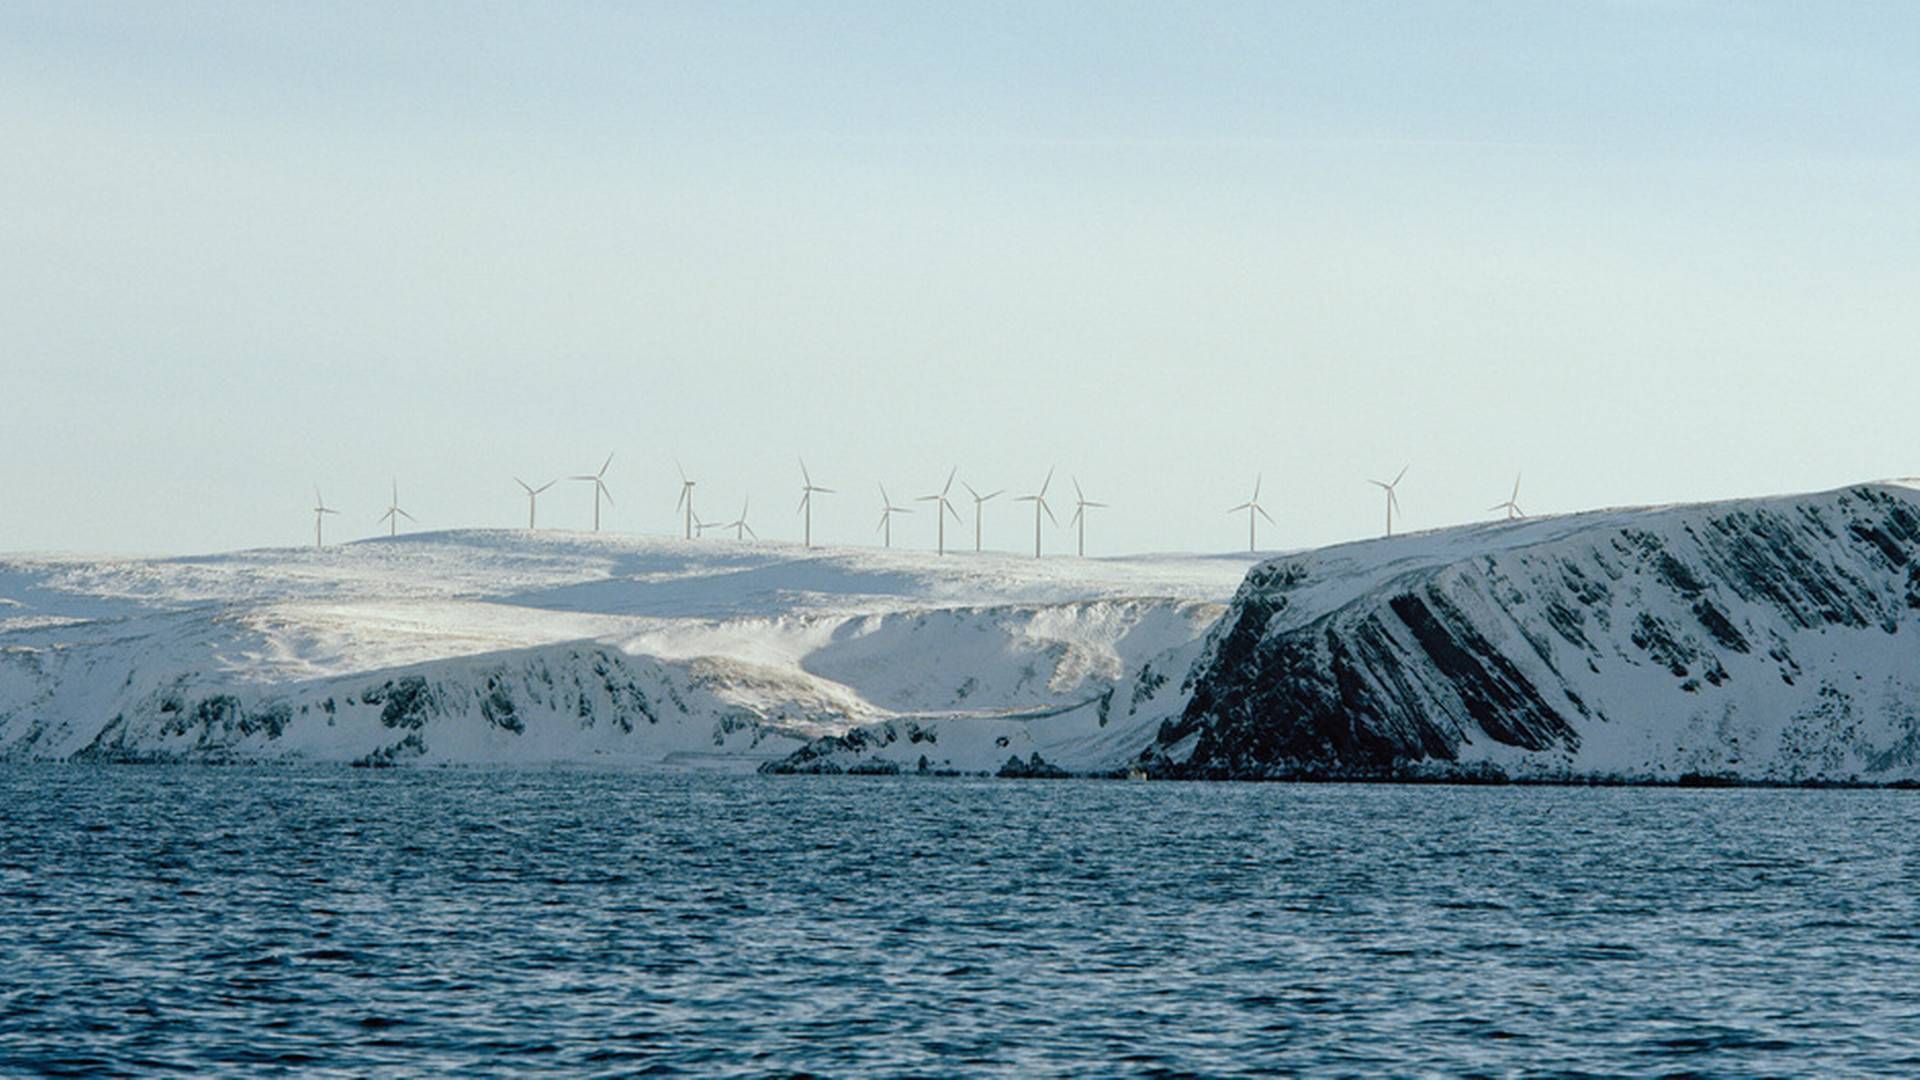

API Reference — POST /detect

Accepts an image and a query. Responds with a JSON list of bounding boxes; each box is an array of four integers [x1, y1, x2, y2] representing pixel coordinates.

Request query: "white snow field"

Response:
[[7, 481, 1920, 781], [0, 531, 1254, 770]]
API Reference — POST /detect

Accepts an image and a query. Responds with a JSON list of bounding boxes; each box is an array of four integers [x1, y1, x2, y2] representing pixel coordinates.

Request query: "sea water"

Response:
[[2, 767, 1917, 1075]]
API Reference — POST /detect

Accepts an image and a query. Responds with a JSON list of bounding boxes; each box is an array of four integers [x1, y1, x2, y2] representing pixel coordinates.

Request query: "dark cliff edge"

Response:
[[1140, 485, 1920, 783]]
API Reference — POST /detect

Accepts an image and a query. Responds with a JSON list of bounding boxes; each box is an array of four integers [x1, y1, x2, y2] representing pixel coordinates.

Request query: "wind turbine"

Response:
[[1014, 467, 1058, 558], [875, 484, 912, 548], [797, 459, 833, 548], [311, 486, 340, 549], [377, 478, 416, 538], [675, 462, 698, 540], [962, 480, 1003, 553], [1067, 477, 1107, 557], [1227, 475, 1275, 553], [1489, 473, 1525, 521], [722, 497, 758, 541], [570, 452, 614, 532], [693, 510, 722, 538], [916, 467, 963, 555], [516, 477, 556, 529], [1369, 465, 1409, 537]]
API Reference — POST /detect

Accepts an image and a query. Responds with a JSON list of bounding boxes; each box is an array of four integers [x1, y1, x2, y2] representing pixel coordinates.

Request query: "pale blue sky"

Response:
[[3, 3, 1916, 555]]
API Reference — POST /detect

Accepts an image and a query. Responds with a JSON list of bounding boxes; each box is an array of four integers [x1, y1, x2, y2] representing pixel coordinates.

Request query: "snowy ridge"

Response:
[[0, 533, 1250, 767], [10, 484, 1920, 781], [1148, 482, 1920, 782]]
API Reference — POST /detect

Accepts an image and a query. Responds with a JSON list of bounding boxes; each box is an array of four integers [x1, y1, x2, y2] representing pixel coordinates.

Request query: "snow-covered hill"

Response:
[[12, 483, 1920, 782], [1142, 482, 1920, 783], [0, 532, 1251, 768]]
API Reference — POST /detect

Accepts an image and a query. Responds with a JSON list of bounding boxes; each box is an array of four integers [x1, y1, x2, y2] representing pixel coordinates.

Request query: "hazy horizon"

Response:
[[5, 3, 1917, 556]]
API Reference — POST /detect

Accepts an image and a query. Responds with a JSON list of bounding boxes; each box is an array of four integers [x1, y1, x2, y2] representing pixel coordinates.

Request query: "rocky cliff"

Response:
[[1145, 484, 1920, 783]]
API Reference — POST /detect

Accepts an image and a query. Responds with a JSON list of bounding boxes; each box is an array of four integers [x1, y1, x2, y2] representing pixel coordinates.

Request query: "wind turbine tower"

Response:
[[916, 468, 963, 555], [1014, 467, 1058, 559], [1490, 473, 1525, 520], [571, 452, 614, 532], [377, 478, 416, 538], [1227, 475, 1275, 553], [1067, 477, 1107, 557], [1369, 465, 1409, 537], [875, 484, 912, 548], [516, 478, 556, 529], [723, 497, 758, 541], [797, 459, 833, 548], [675, 463, 698, 540], [961, 481, 1002, 553], [311, 487, 340, 549]]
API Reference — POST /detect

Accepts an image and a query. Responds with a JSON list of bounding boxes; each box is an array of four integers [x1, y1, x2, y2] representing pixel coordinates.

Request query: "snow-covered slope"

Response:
[[0, 532, 1251, 768], [1147, 483, 1920, 783], [13, 483, 1920, 781]]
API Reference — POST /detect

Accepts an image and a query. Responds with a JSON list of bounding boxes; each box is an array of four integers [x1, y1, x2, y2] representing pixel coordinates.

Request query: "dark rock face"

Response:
[[44, 645, 704, 764], [764, 719, 938, 774], [1151, 485, 1920, 782], [997, 752, 1070, 779]]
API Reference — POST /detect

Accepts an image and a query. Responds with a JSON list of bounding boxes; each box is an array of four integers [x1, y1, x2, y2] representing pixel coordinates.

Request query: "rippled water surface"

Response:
[[3, 768, 1919, 1075]]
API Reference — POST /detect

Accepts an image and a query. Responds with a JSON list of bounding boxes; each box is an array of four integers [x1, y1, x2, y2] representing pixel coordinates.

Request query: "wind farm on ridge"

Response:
[[296, 454, 1537, 557]]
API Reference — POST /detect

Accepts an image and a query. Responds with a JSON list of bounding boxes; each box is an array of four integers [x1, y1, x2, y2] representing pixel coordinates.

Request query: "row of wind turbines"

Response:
[[309, 455, 1528, 555]]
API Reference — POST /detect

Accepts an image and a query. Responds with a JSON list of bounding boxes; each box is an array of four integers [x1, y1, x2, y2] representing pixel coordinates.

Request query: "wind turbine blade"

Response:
[[1040, 466, 1054, 498], [599, 451, 613, 477], [676, 460, 687, 483], [1511, 473, 1522, 501], [1257, 506, 1275, 524], [942, 467, 956, 497], [537, 480, 557, 494], [1070, 506, 1083, 526], [1512, 504, 1524, 517], [876, 513, 888, 532], [516, 477, 532, 494], [1253, 474, 1262, 501], [945, 501, 961, 523], [599, 481, 614, 505], [1487, 502, 1508, 512], [1227, 502, 1251, 513], [1073, 477, 1084, 503], [962, 480, 979, 500], [1014, 495, 1037, 503], [878, 483, 890, 505], [917, 494, 940, 503], [797, 492, 809, 514], [1393, 464, 1409, 486], [744, 524, 757, 539], [1042, 501, 1058, 526], [799, 458, 812, 486], [1368, 480, 1389, 491], [676, 487, 688, 512], [1086, 501, 1108, 509], [570, 475, 595, 482], [398, 508, 417, 522], [816, 486, 835, 495], [983, 490, 1003, 501]]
